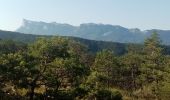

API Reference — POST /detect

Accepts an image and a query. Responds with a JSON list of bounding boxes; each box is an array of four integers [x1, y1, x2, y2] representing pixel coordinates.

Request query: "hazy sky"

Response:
[[0, 0, 170, 31]]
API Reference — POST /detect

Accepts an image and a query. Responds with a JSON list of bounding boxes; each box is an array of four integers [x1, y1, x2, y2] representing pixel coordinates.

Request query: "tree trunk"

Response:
[[131, 67, 134, 89], [30, 84, 35, 100]]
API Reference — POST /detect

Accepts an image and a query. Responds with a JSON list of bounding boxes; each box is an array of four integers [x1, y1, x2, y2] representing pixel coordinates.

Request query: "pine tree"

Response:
[[142, 32, 166, 99]]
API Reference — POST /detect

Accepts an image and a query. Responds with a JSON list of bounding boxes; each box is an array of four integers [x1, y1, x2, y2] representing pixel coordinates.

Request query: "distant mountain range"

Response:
[[16, 19, 170, 44]]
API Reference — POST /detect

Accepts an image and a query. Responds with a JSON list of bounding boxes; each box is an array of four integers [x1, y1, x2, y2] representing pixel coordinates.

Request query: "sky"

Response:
[[0, 0, 170, 31]]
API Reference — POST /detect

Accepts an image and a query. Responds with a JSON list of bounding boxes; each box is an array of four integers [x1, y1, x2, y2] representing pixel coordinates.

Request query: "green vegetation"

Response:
[[0, 32, 170, 100]]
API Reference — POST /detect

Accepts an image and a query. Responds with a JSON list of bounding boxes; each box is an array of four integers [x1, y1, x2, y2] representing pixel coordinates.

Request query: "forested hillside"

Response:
[[0, 30, 39, 43], [0, 30, 127, 55], [2, 30, 170, 56], [0, 32, 170, 100]]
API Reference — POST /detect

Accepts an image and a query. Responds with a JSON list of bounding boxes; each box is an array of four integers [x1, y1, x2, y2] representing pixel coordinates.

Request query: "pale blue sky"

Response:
[[0, 0, 169, 31]]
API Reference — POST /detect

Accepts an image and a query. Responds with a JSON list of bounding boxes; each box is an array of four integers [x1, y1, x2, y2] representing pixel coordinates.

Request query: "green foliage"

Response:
[[120, 52, 143, 90], [71, 87, 89, 99], [1, 32, 170, 100], [95, 89, 122, 100], [82, 89, 122, 100]]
